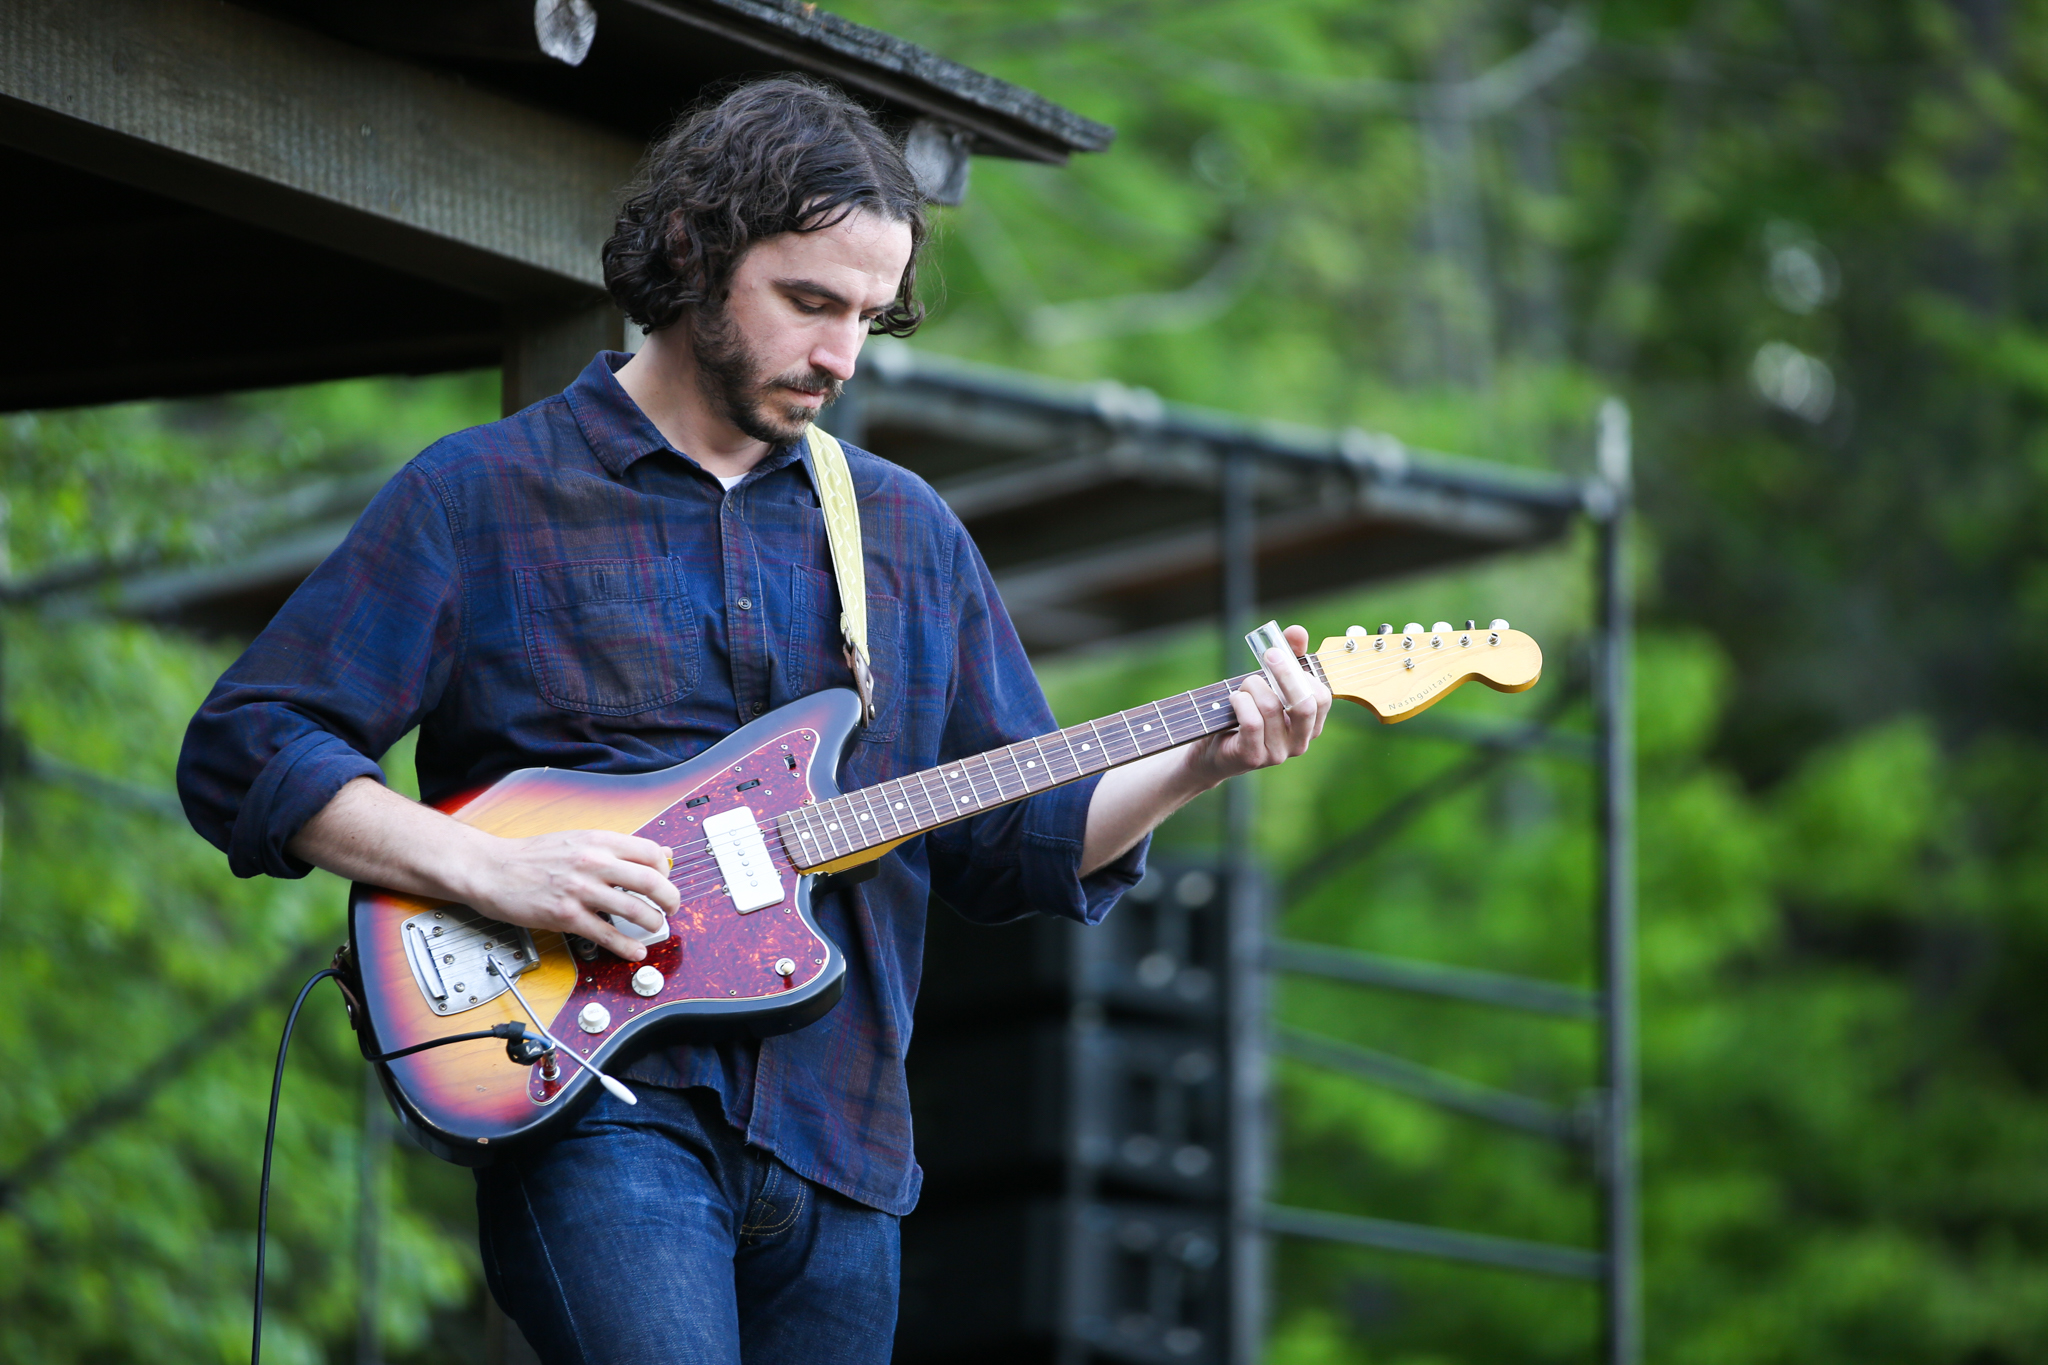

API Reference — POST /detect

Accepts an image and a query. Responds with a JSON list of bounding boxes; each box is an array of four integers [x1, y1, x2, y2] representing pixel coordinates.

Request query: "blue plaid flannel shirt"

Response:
[[178, 351, 1147, 1214]]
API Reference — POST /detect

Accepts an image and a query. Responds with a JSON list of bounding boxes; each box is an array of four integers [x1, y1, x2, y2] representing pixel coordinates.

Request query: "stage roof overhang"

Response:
[[88, 342, 1586, 656]]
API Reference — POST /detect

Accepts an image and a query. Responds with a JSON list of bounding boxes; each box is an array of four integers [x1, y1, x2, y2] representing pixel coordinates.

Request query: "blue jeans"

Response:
[[475, 1085, 900, 1365]]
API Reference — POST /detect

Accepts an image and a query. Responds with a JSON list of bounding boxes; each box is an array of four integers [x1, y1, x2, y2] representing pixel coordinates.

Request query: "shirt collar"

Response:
[[565, 350, 803, 485]]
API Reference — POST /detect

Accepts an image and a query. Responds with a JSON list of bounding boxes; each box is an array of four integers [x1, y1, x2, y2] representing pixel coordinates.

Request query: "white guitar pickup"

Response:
[[701, 807, 786, 913]]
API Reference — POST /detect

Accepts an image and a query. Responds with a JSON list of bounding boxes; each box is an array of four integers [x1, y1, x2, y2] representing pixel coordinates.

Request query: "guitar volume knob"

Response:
[[631, 966, 664, 997], [578, 1002, 612, 1034]]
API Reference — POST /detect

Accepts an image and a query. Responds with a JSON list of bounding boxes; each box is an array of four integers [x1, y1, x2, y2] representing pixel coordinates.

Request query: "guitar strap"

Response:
[[799, 425, 877, 726]]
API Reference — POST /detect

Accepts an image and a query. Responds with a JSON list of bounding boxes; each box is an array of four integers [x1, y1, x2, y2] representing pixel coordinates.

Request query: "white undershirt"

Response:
[[717, 473, 744, 490]]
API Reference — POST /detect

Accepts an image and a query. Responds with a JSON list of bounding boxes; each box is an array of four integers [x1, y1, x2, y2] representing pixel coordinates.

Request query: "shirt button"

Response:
[[737, 597, 753, 611], [751, 701, 766, 715]]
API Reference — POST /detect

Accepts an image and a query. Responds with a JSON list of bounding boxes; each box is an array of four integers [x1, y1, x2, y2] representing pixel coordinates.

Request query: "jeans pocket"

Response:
[[519, 556, 700, 715]]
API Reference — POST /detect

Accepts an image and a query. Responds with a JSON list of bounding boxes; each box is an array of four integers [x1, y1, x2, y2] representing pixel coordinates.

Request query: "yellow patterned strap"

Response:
[[802, 425, 876, 726]]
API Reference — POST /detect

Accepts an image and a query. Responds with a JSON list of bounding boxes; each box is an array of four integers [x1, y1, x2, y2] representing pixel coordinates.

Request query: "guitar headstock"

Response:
[[1313, 619, 1541, 724]]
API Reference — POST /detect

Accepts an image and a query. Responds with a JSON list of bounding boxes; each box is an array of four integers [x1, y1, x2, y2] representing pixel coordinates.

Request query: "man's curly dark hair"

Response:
[[603, 77, 927, 338]]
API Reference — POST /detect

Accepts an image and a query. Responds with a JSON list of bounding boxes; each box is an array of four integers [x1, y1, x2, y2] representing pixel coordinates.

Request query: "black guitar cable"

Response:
[[252, 967, 550, 1365], [253, 967, 337, 1365]]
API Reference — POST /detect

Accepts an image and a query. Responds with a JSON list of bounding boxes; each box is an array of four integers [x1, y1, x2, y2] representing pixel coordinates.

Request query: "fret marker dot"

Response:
[[959, 796, 970, 804], [1027, 760, 1037, 768], [800, 832, 812, 840], [894, 802, 905, 810], [1143, 724, 1153, 731], [828, 822, 839, 830], [858, 813, 869, 822], [1080, 743, 1091, 750]]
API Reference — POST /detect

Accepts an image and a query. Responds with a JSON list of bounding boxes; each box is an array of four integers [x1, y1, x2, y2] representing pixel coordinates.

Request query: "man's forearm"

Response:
[[287, 776, 679, 962], [288, 775, 496, 904], [1081, 748, 1212, 876]]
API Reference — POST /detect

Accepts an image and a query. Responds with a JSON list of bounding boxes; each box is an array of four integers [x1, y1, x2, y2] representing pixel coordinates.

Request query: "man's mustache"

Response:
[[765, 367, 843, 403]]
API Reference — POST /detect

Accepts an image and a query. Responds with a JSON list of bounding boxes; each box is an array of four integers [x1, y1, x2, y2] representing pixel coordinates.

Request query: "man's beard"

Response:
[[689, 304, 843, 446]]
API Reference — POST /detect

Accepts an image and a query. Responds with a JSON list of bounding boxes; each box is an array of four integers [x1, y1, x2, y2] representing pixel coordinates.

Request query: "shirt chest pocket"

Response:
[[519, 557, 701, 716], [789, 564, 904, 743]]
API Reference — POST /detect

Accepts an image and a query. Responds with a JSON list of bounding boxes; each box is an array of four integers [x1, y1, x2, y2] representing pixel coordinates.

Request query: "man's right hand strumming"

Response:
[[288, 776, 678, 962]]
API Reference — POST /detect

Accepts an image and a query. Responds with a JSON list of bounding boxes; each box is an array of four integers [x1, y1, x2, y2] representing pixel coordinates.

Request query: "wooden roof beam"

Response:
[[0, 0, 640, 307]]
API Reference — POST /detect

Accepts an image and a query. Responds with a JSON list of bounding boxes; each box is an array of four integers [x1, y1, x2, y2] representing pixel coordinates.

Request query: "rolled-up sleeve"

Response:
[[177, 462, 463, 879], [923, 525, 1147, 926]]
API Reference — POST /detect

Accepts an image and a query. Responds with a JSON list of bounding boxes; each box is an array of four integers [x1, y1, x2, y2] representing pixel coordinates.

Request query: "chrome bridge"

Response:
[[401, 906, 540, 1016]]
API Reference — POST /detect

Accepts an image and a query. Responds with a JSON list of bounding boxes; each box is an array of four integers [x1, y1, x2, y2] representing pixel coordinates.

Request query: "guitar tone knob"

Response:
[[631, 966, 664, 997], [578, 1002, 612, 1034]]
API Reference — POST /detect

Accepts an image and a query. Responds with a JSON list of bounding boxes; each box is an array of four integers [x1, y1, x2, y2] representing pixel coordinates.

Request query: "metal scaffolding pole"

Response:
[[1593, 399, 1638, 1365], [1220, 449, 1266, 1365]]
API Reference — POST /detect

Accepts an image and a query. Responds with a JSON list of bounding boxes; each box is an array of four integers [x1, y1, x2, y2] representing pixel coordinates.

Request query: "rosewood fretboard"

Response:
[[775, 654, 1327, 870]]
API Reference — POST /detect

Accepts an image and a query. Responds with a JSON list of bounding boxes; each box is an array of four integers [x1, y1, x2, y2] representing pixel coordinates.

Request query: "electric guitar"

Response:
[[343, 620, 1541, 1161]]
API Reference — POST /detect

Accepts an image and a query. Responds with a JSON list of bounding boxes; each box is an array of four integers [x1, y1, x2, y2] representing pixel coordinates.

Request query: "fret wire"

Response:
[[1026, 734, 1053, 788], [944, 762, 976, 813], [1175, 691, 1206, 737], [1047, 723, 1082, 781], [909, 768, 943, 827], [819, 794, 851, 859], [991, 744, 1028, 798], [1003, 741, 1033, 793], [849, 785, 884, 844], [879, 778, 912, 840], [789, 803, 820, 863], [984, 750, 1011, 800], [1146, 698, 1176, 747], [1064, 723, 1089, 777], [1115, 706, 1145, 756]]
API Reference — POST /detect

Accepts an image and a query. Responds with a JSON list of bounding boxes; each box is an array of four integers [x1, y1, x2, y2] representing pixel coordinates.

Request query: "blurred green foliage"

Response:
[[6, 0, 2048, 1361]]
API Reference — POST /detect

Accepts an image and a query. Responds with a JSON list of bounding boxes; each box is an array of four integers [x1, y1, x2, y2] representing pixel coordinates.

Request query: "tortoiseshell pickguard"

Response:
[[527, 725, 829, 1104]]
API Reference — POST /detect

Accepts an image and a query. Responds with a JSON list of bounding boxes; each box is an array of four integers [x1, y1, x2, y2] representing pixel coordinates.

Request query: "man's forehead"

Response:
[[745, 211, 911, 298]]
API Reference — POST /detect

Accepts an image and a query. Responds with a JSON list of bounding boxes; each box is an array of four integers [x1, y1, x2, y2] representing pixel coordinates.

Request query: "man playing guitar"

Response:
[[179, 77, 1330, 1364]]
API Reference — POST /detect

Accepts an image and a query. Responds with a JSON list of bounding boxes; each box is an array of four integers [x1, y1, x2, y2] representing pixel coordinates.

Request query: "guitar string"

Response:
[[574, 640, 1509, 897], [635, 681, 1229, 898]]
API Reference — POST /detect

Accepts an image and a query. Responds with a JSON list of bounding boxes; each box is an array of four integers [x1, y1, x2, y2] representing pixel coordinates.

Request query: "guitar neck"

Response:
[[776, 654, 1327, 872]]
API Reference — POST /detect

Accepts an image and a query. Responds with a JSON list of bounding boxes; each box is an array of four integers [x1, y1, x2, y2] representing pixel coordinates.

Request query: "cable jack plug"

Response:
[[492, 1021, 552, 1067]]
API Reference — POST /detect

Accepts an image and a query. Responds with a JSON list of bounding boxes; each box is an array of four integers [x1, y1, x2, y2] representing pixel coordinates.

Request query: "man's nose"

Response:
[[811, 319, 865, 382]]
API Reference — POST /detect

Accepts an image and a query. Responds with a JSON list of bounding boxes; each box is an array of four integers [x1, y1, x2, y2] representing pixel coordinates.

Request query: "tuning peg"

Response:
[[1490, 619, 1510, 631], [1465, 620, 1477, 630], [1378, 623, 1394, 635], [1346, 624, 1369, 637], [1431, 621, 1452, 633], [1403, 622, 1424, 635]]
